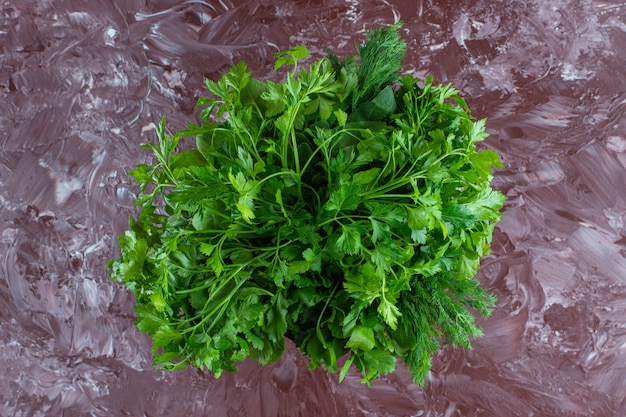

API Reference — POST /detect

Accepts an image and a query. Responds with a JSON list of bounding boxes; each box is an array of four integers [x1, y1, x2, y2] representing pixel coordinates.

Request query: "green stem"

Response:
[[316, 283, 339, 370]]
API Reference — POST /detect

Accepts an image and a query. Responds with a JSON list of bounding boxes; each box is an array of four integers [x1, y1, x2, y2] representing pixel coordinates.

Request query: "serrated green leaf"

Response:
[[153, 325, 183, 351], [302, 247, 322, 272], [336, 222, 365, 255], [406, 206, 433, 230], [199, 243, 216, 258], [208, 251, 223, 278], [464, 188, 507, 219], [274, 46, 310, 71], [318, 96, 334, 120], [236, 194, 256, 224], [228, 171, 246, 193], [135, 304, 167, 335], [377, 297, 401, 330], [266, 295, 288, 343], [369, 218, 390, 244], [228, 171, 259, 223], [245, 330, 265, 350], [372, 204, 406, 225], [325, 182, 361, 212], [345, 326, 375, 351], [362, 349, 396, 377], [353, 168, 381, 185], [129, 164, 154, 185], [469, 118, 490, 142], [470, 149, 504, 181], [411, 228, 427, 244], [335, 108, 348, 128], [344, 262, 383, 304], [237, 147, 254, 174], [456, 248, 480, 280], [442, 204, 478, 233], [151, 290, 168, 313], [288, 260, 310, 274]]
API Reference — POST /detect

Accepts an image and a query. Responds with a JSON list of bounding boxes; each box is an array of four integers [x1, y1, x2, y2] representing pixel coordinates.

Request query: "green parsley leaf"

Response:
[[345, 326, 375, 351], [336, 222, 366, 255], [324, 182, 362, 212]]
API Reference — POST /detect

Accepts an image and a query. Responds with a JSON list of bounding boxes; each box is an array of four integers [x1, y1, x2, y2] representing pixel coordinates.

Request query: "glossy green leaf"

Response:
[[325, 182, 361, 212], [345, 326, 375, 351], [362, 349, 396, 377], [336, 222, 365, 255]]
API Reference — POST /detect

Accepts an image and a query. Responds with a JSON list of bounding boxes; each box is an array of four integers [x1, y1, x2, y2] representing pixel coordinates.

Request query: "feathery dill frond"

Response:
[[352, 22, 406, 108]]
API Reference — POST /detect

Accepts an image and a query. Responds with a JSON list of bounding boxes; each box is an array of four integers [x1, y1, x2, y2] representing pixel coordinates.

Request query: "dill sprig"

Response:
[[352, 22, 407, 108]]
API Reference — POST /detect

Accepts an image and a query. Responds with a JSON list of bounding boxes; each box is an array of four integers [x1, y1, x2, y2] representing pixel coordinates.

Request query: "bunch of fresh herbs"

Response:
[[109, 24, 506, 384]]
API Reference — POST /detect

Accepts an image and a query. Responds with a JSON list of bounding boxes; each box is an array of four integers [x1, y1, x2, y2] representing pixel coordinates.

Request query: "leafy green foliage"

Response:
[[109, 24, 506, 385]]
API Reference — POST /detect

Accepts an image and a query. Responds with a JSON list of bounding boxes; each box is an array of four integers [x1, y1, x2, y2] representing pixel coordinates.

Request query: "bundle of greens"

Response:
[[109, 24, 506, 384]]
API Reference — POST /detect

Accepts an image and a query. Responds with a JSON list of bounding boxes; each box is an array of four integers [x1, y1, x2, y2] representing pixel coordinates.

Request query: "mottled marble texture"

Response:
[[1, 0, 626, 415]]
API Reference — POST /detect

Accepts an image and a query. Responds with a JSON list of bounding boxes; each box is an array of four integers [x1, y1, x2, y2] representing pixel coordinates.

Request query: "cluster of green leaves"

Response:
[[109, 24, 506, 384]]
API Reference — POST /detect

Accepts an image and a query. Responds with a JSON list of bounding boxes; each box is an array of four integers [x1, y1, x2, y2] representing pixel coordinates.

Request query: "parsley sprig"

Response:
[[109, 24, 506, 384]]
